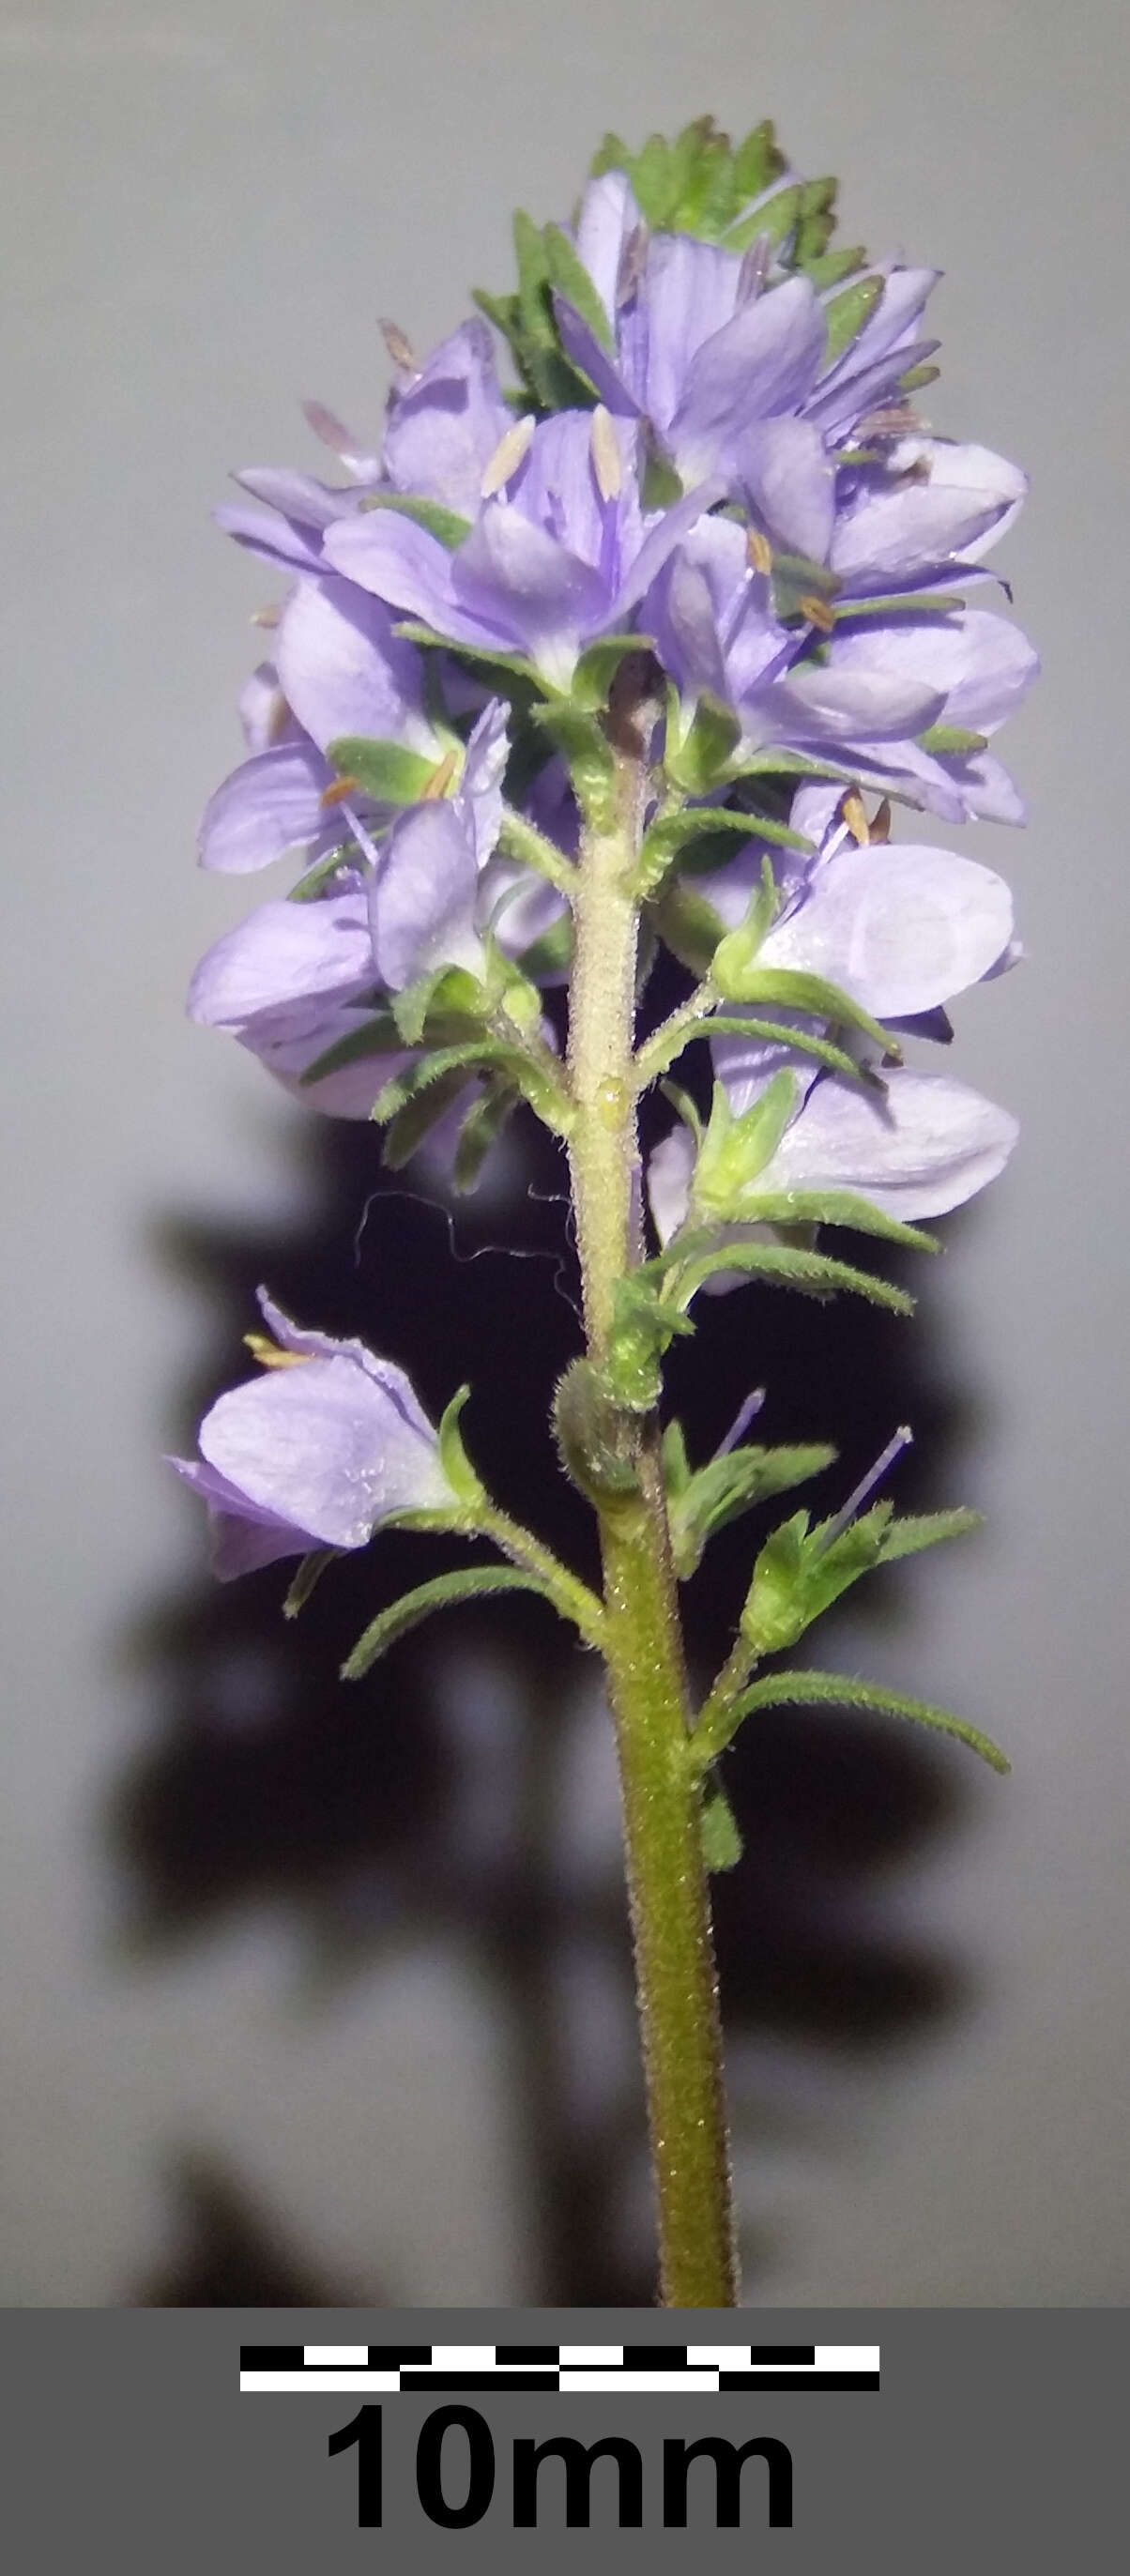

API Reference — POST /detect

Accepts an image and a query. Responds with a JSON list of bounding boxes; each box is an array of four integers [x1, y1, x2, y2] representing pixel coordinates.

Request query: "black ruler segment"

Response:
[[718, 2370, 880, 2393], [239, 2346, 305, 2368], [367, 2346, 433, 2368], [747, 2346, 817, 2365], [400, 2370, 560, 2395], [621, 2347, 690, 2370]]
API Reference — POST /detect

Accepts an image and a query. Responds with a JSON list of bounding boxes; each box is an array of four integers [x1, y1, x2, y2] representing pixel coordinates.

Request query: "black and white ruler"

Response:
[[239, 2343, 879, 2395]]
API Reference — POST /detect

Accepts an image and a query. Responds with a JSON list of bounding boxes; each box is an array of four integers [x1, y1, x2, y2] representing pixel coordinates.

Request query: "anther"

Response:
[[799, 593, 836, 634], [320, 774, 360, 806], [590, 404, 622, 501], [244, 1334, 313, 1370], [422, 747, 459, 801], [380, 318, 420, 376], [481, 414, 535, 498], [746, 527, 773, 576], [843, 790, 870, 844]]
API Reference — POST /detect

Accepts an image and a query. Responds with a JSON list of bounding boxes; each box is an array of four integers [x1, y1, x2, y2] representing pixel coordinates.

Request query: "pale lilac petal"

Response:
[[573, 170, 640, 320], [638, 235, 745, 434], [214, 503, 326, 572], [832, 442, 1027, 587], [458, 698, 509, 865], [647, 1121, 696, 1245], [610, 476, 726, 624], [760, 845, 1015, 1015], [829, 609, 1039, 733], [197, 740, 334, 873], [757, 1066, 1018, 1217], [322, 510, 491, 648], [197, 1353, 449, 1547], [453, 507, 606, 686], [383, 319, 512, 515], [369, 800, 482, 989], [740, 416, 835, 561], [187, 892, 374, 1031], [252, 1013, 412, 1120], [234, 467, 365, 531], [168, 1456, 324, 1578], [669, 276, 826, 480], [276, 574, 437, 756], [766, 660, 946, 744]]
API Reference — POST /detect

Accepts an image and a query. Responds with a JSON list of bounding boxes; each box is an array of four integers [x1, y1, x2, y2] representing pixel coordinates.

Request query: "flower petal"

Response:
[[760, 844, 1015, 1015], [757, 1065, 1018, 1216], [197, 740, 334, 873], [276, 573, 436, 756]]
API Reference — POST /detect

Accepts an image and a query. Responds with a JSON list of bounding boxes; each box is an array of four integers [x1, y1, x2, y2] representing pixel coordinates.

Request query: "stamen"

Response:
[[244, 1334, 313, 1369], [746, 527, 773, 576], [816, 1425, 913, 1551], [738, 234, 772, 304], [713, 1388, 767, 1458], [422, 746, 460, 801], [856, 403, 923, 440], [303, 398, 358, 455], [843, 790, 870, 844], [589, 404, 622, 502], [870, 797, 892, 844], [616, 221, 649, 307], [320, 773, 360, 806], [799, 593, 836, 635], [481, 413, 535, 498], [250, 601, 282, 630], [380, 318, 419, 377]]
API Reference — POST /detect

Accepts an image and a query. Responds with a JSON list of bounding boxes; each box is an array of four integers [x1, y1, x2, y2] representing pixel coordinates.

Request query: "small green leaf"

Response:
[[734, 1188, 938, 1253], [390, 963, 485, 1048], [435, 1385, 487, 1508], [834, 590, 964, 623], [664, 691, 743, 794], [327, 735, 441, 804], [731, 120, 786, 204], [451, 1079, 518, 1192], [793, 175, 839, 265], [669, 1440, 837, 1578], [373, 1039, 572, 1136], [635, 800, 810, 898], [695, 1068, 798, 1208], [878, 1506, 982, 1563], [298, 1012, 405, 1086], [542, 221, 615, 352], [666, 1238, 916, 1318], [709, 959, 899, 1059], [343, 1564, 556, 1681], [642, 450, 684, 509], [899, 361, 940, 394], [590, 130, 634, 179], [393, 622, 547, 694], [822, 273, 885, 364], [770, 548, 843, 627], [640, 1013, 864, 1090], [604, 1272, 695, 1411], [359, 490, 472, 550], [802, 244, 866, 289], [661, 1418, 693, 1495], [571, 633, 653, 713], [700, 1785, 743, 1871], [723, 180, 802, 255], [728, 1669, 1010, 1776], [533, 700, 617, 823], [282, 1549, 339, 1618], [382, 1065, 476, 1169], [918, 724, 990, 755], [288, 848, 359, 903]]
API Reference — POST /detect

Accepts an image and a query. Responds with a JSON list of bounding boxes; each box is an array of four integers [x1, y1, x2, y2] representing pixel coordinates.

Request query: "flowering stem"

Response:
[[566, 667, 738, 2309]]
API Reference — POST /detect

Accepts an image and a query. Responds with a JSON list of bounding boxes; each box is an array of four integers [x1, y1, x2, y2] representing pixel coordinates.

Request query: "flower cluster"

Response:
[[181, 114, 1033, 1571]]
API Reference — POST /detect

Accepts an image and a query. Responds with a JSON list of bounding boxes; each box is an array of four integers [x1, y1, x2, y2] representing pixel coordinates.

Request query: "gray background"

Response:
[[2, 0, 1126, 2306]]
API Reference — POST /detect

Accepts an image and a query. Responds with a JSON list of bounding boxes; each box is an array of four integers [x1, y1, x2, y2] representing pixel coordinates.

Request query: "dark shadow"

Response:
[[116, 977, 989, 2308]]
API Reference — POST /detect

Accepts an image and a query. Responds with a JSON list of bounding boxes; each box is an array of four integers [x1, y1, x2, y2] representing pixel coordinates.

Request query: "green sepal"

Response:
[[730, 120, 786, 205], [917, 724, 990, 755], [450, 1078, 518, 1192], [822, 272, 885, 363], [740, 1499, 979, 1660], [642, 1012, 865, 1090], [533, 699, 617, 824], [571, 633, 653, 713], [381, 1065, 476, 1170], [663, 1237, 916, 1318], [553, 1358, 641, 1504], [834, 590, 964, 623], [297, 1011, 407, 1086], [770, 549, 843, 628], [694, 1068, 798, 1207], [642, 450, 684, 509], [664, 1430, 837, 1579], [802, 244, 867, 288], [288, 848, 359, 903], [723, 180, 802, 255], [650, 874, 733, 975], [393, 621, 548, 696], [282, 1549, 339, 1618], [390, 963, 486, 1047], [793, 175, 840, 265], [899, 361, 940, 393], [709, 956, 899, 1059], [342, 1564, 557, 1682], [372, 1038, 572, 1136], [542, 220, 615, 352], [326, 735, 444, 804], [635, 800, 811, 899], [358, 490, 472, 550], [727, 1187, 938, 1253], [435, 1385, 487, 1509], [664, 689, 743, 794], [512, 209, 597, 408], [699, 1783, 743, 1871], [725, 1668, 1009, 1776]]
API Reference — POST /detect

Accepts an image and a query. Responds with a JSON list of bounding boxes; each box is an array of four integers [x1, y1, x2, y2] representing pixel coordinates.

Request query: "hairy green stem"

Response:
[[566, 671, 738, 2308]]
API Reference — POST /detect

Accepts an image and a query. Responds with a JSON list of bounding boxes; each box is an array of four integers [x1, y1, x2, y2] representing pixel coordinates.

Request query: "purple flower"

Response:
[[650, 515, 1037, 823], [696, 783, 1015, 1014], [198, 579, 447, 876], [187, 884, 408, 1118], [649, 1055, 1018, 1249], [369, 698, 510, 989], [383, 318, 514, 517], [552, 169, 941, 538], [169, 1291, 456, 1578], [324, 409, 721, 691]]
